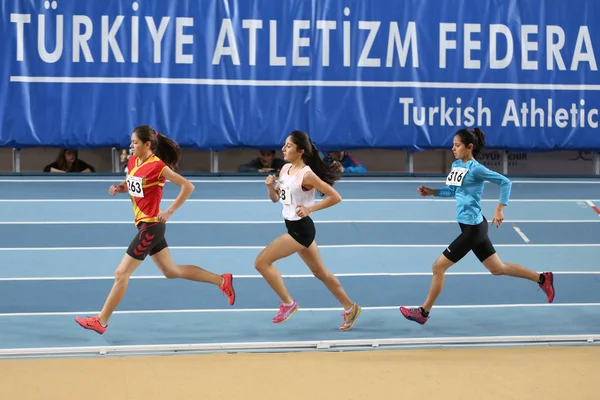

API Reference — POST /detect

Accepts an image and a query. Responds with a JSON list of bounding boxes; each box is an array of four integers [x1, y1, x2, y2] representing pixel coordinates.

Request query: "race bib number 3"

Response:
[[126, 175, 144, 198], [279, 183, 291, 205], [446, 167, 468, 187]]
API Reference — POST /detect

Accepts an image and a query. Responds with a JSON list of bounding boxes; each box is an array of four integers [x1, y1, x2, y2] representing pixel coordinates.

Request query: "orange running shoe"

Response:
[[75, 316, 107, 334], [219, 273, 236, 305]]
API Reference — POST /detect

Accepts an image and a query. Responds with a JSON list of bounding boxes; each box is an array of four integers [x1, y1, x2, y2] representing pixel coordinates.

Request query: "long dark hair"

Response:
[[132, 125, 181, 169], [455, 127, 486, 159], [289, 130, 339, 190], [55, 149, 82, 171]]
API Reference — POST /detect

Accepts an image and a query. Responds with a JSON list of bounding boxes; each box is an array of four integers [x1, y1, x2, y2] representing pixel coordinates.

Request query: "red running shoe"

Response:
[[539, 272, 555, 303], [219, 273, 236, 305], [75, 316, 107, 334]]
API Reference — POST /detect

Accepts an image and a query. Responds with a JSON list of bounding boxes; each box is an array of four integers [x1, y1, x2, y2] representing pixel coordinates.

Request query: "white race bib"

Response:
[[279, 183, 291, 205], [446, 167, 468, 187], [126, 175, 144, 198]]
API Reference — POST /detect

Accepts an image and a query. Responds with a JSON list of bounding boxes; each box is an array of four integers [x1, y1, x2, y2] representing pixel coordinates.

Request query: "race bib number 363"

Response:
[[126, 175, 144, 198], [446, 167, 468, 187], [279, 183, 291, 205]]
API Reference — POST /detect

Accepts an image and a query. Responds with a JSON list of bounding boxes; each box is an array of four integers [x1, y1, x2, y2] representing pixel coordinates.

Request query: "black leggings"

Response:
[[442, 218, 496, 263]]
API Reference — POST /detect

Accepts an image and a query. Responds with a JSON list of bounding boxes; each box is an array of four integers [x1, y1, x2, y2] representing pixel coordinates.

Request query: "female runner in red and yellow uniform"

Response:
[[75, 125, 235, 334]]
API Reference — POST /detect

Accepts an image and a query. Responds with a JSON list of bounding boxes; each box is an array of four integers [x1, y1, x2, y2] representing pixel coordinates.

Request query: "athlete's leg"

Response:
[[150, 246, 236, 305], [422, 253, 456, 312], [297, 241, 353, 310], [465, 219, 530, 279], [297, 241, 362, 331], [98, 253, 144, 324], [480, 253, 539, 281], [98, 222, 165, 323], [478, 250, 555, 303], [75, 253, 144, 334], [152, 247, 222, 285], [76, 222, 161, 334], [254, 233, 304, 303], [399, 253, 458, 325], [400, 224, 472, 325]]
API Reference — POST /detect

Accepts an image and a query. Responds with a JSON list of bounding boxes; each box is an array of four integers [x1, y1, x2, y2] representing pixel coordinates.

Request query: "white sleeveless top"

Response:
[[278, 163, 316, 221]]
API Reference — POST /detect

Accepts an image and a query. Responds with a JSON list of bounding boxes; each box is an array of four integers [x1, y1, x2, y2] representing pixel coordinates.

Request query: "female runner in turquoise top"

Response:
[[400, 127, 555, 325]]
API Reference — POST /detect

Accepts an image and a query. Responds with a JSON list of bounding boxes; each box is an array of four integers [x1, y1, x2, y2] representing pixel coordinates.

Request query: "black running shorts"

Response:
[[285, 217, 316, 248], [442, 217, 496, 263], [126, 222, 168, 260]]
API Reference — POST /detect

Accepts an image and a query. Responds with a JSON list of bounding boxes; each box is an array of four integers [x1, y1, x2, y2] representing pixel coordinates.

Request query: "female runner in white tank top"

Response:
[[255, 130, 362, 331]]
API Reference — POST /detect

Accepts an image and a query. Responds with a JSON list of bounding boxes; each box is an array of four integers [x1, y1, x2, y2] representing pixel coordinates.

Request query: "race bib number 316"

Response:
[[126, 175, 144, 198], [446, 167, 468, 187]]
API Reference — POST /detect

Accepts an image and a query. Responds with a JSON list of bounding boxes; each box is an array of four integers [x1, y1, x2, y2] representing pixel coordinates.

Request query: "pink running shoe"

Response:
[[539, 272, 555, 303], [272, 300, 299, 323], [399, 306, 429, 325]]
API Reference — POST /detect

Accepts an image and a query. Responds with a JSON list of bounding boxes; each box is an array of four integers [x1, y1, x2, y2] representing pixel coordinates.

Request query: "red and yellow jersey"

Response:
[[125, 154, 168, 225]]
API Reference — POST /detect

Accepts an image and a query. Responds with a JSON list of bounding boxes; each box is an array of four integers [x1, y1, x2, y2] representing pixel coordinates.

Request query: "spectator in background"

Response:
[[237, 149, 287, 173], [43, 149, 95, 173], [119, 148, 132, 172], [322, 150, 367, 174]]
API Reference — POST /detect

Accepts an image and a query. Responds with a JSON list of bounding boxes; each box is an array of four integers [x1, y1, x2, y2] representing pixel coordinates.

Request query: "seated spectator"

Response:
[[322, 150, 367, 174], [43, 149, 95, 173], [237, 149, 286, 173], [119, 148, 131, 172]]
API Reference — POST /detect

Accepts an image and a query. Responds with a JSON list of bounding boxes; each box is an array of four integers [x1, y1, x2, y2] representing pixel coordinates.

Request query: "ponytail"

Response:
[[471, 127, 486, 158], [132, 125, 181, 170], [289, 130, 339, 194], [303, 141, 339, 192], [155, 133, 181, 170]]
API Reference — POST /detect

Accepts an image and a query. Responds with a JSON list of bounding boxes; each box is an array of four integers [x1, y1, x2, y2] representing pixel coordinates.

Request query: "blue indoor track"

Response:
[[0, 176, 599, 358]]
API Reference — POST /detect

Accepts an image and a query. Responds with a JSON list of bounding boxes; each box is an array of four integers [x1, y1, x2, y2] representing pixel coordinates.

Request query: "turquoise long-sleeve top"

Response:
[[437, 159, 512, 225]]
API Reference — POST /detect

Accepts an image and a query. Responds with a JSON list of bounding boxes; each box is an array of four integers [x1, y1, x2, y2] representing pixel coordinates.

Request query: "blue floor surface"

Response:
[[0, 176, 598, 356], [2, 274, 594, 314], [2, 220, 599, 248]]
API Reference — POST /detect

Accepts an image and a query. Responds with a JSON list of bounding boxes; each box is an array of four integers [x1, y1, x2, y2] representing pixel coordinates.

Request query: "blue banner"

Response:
[[2, 0, 600, 150]]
